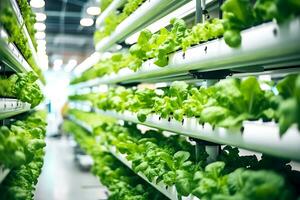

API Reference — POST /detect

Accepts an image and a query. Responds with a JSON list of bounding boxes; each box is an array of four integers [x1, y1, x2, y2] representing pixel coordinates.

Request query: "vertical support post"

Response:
[[195, 0, 203, 23], [218, 0, 224, 19], [205, 144, 221, 163], [201, 0, 207, 21], [191, 138, 221, 163]]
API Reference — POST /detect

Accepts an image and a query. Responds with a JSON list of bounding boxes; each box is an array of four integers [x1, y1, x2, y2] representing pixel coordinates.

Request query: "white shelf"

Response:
[[94, 109, 300, 161], [0, 98, 31, 120], [78, 17, 300, 88], [0, 27, 33, 73], [95, 0, 126, 29], [0, 166, 10, 184], [66, 114, 196, 199], [9, 0, 41, 71], [95, 0, 191, 52], [109, 146, 199, 200], [68, 115, 93, 133]]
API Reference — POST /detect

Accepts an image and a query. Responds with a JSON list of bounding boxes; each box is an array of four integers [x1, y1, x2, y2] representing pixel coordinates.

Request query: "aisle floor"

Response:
[[34, 137, 108, 200]]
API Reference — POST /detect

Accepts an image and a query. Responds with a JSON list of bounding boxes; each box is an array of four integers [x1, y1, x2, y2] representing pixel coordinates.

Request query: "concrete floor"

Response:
[[34, 137, 108, 200]]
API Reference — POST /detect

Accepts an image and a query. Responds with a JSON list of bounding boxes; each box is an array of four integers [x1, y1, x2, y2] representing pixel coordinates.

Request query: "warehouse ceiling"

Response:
[[34, 0, 97, 68]]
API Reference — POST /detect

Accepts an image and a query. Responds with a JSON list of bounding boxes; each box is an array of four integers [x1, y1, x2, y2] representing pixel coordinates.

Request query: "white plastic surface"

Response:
[[0, 27, 32, 73], [9, 0, 41, 71], [68, 115, 93, 133], [78, 17, 300, 88], [0, 98, 31, 120], [96, 109, 300, 161], [95, 0, 125, 28], [95, 0, 190, 52], [109, 146, 199, 200]]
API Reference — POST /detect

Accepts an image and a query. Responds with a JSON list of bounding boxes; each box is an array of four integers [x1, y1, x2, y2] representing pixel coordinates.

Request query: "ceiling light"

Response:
[[30, 0, 45, 8], [37, 49, 46, 55], [35, 31, 45, 40], [39, 55, 49, 71], [80, 18, 94, 27], [34, 22, 46, 31], [53, 59, 63, 71], [87, 6, 101, 15], [37, 39, 46, 46], [37, 44, 46, 52], [54, 59, 63, 66], [65, 59, 78, 72], [35, 13, 47, 21]]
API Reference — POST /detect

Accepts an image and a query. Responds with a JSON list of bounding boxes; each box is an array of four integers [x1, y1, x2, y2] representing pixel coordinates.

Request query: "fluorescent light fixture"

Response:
[[35, 12, 47, 21], [53, 59, 63, 71], [37, 39, 46, 46], [38, 54, 48, 71], [87, 6, 101, 15], [37, 44, 46, 52], [80, 18, 94, 27], [30, 0, 45, 8], [35, 31, 45, 39], [65, 59, 78, 72], [34, 22, 46, 31]]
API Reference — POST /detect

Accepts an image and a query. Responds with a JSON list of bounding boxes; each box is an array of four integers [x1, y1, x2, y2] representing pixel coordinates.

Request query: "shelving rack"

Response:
[[95, 0, 126, 28], [0, 0, 44, 186], [67, 115, 198, 200], [75, 17, 300, 88], [0, 98, 31, 120], [70, 0, 300, 199], [96, 109, 300, 161], [68, 114, 93, 133], [0, 27, 33, 73], [95, 0, 192, 52], [108, 146, 199, 200], [69, 101, 300, 161], [8, 0, 41, 73]]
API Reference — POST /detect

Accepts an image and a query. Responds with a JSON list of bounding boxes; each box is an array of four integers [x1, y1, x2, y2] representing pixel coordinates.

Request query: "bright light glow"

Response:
[[37, 45, 46, 52], [35, 31, 45, 39], [80, 18, 94, 26], [35, 13, 47, 21], [37, 39, 46, 46], [74, 52, 101, 75], [259, 75, 272, 81], [38, 54, 48, 71], [102, 52, 112, 59], [34, 22, 46, 31], [53, 59, 63, 71], [65, 59, 78, 72], [125, 0, 197, 44], [30, 0, 45, 8], [87, 6, 101, 15], [116, 44, 122, 50]]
